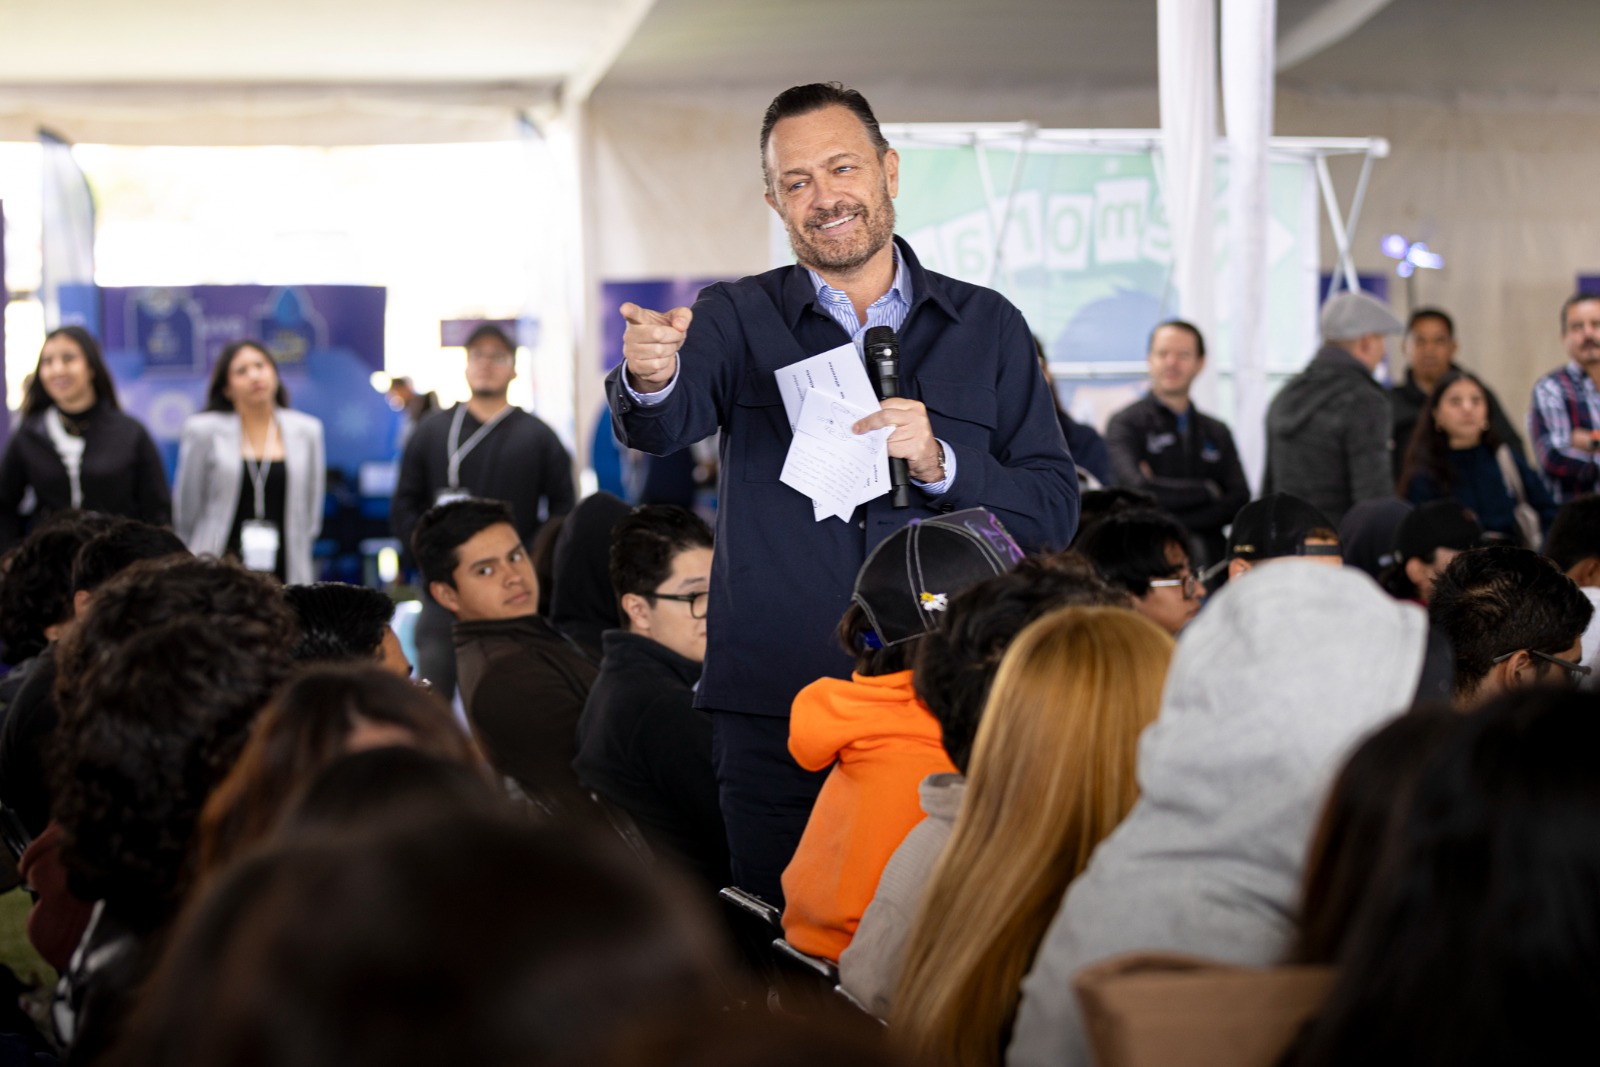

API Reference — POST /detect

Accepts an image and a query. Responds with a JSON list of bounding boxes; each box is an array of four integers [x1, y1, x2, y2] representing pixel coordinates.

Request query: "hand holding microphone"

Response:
[[856, 327, 942, 507]]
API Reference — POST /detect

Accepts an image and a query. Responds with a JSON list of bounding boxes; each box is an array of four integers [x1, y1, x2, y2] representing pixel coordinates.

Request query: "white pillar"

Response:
[[1157, 0, 1218, 406], [1222, 0, 1277, 492]]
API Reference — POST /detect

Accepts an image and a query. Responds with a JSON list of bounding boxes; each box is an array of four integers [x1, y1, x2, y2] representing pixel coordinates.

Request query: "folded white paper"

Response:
[[776, 345, 893, 520], [781, 391, 891, 521]]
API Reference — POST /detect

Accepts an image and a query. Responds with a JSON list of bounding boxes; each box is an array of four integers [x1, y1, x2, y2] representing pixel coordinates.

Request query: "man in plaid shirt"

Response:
[[1530, 294, 1600, 503]]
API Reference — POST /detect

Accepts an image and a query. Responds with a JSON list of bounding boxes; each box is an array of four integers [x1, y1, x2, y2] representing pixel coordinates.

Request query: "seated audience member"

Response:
[[107, 815, 729, 1067], [840, 553, 1126, 1016], [1007, 560, 1432, 1067], [782, 509, 1024, 959], [53, 565, 296, 1063], [1289, 707, 1462, 964], [0, 513, 115, 713], [197, 665, 481, 878], [1224, 493, 1343, 583], [1427, 546, 1593, 708], [0, 519, 188, 842], [1399, 368, 1557, 546], [1377, 499, 1483, 604], [1542, 494, 1600, 670], [284, 582, 412, 676], [1069, 487, 1159, 546], [573, 505, 727, 890], [1288, 689, 1600, 1067], [1388, 307, 1525, 477], [1105, 320, 1250, 567], [893, 606, 1174, 1066], [1335, 497, 1412, 581], [549, 492, 633, 659], [411, 498, 599, 807], [1076, 509, 1203, 635]]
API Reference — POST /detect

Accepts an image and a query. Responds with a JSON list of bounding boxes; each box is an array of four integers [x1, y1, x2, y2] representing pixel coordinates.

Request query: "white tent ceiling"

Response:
[[3, 0, 1599, 145]]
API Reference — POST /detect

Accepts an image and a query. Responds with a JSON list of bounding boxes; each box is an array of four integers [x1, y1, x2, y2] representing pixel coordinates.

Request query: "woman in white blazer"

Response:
[[174, 341, 325, 584]]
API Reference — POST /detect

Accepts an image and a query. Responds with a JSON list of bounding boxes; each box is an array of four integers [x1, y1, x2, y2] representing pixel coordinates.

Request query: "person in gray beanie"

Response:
[[1264, 291, 1405, 524]]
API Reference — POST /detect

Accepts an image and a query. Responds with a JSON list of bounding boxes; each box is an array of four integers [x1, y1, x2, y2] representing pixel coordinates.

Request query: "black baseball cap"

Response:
[[1227, 493, 1341, 562], [1394, 499, 1484, 563], [853, 508, 1024, 647]]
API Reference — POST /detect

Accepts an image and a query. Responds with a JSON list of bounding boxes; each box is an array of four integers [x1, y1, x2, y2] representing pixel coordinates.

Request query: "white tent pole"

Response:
[[1344, 147, 1377, 256], [1315, 153, 1360, 293]]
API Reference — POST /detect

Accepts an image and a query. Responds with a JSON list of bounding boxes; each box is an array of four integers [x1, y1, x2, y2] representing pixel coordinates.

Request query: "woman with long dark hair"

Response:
[[1398, 368, 1556, 545], [1290, 688, 1600, 1067], [0, 326, 169, 549], [173, 340, 325, 583]]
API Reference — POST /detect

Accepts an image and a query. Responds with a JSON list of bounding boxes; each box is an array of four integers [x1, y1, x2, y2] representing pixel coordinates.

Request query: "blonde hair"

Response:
[[891, 605, 1173, 1066]]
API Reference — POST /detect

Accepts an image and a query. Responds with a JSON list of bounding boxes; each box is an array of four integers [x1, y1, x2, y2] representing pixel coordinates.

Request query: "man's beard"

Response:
[[784, 187, 895, 274]]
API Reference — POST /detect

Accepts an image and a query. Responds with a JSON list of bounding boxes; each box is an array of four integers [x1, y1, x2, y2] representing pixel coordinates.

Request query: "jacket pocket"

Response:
[[734, 380, 792, 483], [919, 376, 997, 450]]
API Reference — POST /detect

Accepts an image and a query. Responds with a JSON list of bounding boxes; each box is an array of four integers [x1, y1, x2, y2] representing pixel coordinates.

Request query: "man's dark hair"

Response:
[[205, 340, 289, 412], [608, 505, 713, 623], [22, 326, 122, 419], [1071, 487, 1161, 546], [54, 556, 298, 729], [411, 498, 517, 588], [1147, 319, 1206, 359], [759, 82, 889, 188], [71, 519, 190, 596], [913, 553, 1128, 773], [1075, 509, 1191, 598], [285, 583, 397, 664], [465, 323, 514, 353], [1546, 495, 1600, 573], [54, 617, 292, 930], [1560, 292, 1600, 332], [0, 513, 115, 664], [1406, 307, 1455, 338], [1428, 546, 1593, 699]]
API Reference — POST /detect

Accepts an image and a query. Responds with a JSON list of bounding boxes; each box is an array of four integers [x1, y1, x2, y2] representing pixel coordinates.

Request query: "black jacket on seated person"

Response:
[[573, 630, 729, 891], [454, 615, 598, 808]]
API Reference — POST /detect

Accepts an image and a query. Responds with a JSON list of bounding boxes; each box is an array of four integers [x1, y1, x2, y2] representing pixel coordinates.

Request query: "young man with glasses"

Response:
[[1429, 545, 1594, 708], [573, 505, 727, 891], [1076, 509, 1202, 635]]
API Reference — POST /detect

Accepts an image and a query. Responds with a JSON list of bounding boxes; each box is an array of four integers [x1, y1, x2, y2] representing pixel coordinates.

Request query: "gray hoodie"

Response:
[[1264, 343, 1393, 525], [1005, 561, 1427, 1067]]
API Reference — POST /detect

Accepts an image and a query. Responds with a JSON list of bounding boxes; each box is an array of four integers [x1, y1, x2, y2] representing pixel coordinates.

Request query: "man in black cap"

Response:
[[1265, 291, 1404, 524], [1224, 492, 1343, 584], [1378, 499, 1484, 604]]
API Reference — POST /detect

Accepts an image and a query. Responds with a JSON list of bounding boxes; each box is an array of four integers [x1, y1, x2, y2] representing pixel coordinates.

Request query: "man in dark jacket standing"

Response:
[[1105, 320, 1249, 567], [1265, 292, 1404, 525]]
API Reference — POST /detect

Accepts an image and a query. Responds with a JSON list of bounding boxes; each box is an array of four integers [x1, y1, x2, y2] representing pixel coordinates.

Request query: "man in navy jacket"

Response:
[[607, 82, 1078, 902]]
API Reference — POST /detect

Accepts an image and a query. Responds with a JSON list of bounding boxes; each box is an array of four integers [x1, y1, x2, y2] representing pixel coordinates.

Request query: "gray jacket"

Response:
[[1005, 562, 1427, 1067], [1264, 343, 1393, 525], [173, 408, 325, 584], [838, 772, 965, 1019]]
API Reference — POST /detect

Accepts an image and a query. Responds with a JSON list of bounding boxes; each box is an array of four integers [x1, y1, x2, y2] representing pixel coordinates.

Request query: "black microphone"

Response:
[[864, 326, 911, 509]]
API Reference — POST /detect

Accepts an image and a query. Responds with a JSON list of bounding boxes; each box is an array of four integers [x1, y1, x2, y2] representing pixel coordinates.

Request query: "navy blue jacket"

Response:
[[606, 239, 1079, 717]]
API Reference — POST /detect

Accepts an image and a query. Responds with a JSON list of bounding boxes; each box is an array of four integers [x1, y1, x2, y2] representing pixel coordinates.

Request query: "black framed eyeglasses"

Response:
[[651, 590, 710, 619], [1492, 648, 1592, 687], [1148, 574, 1201, 600]]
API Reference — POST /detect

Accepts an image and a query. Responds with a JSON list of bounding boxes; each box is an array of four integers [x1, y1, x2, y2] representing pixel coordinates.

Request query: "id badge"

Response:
[[240, 520, 281, 573], [435, 487, 470, 505]]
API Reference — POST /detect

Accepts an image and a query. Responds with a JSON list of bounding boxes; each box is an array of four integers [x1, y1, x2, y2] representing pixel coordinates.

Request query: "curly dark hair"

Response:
[[53, 617, 293, 930], [912, 552, 1129, 773], [284, 583, 396, 664], [54, 556, 298, 724], [0, 511, 118, 664]]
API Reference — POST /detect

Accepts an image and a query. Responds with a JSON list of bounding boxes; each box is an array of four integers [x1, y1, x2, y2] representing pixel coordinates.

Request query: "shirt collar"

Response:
[[805, 246, 912, 311]]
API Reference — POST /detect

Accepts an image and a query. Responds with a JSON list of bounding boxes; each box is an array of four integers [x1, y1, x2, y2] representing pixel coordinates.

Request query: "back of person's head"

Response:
[[70, 519, 190, 597], [55, 555, 297, 717], [528, 513, 567, 617], [276, 747, 505, 841], [1428, 546, 1593, 704], [1545, 494, 1600, 578], [914, 552, 1127, 772], [197, 664, 476, 878], [1075, 509, 1192, 597], [1337, 497, 1413, 581], [893, 606, 1173, 1065], [1291, 706, 1463, 965], [285, 582, 396, 664], [1293, 688, 1600, 1067], [109, 815, 728, 1067], [53, 617, 293, 930], [0, 512, 115, 664], [1071, 487, 1160, 545], [1227, 493, 1341, 566], [609, 504, 714, 621], [410, 497, 515, 588], [552, 492, 635, 654], [1378, 499, 1483, 603]]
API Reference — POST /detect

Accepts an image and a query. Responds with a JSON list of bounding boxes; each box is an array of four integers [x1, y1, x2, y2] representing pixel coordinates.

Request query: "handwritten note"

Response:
[[780, 391, 891, 521]]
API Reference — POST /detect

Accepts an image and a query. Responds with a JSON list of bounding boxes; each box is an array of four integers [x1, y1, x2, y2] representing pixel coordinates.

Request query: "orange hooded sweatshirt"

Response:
[[780, 669, 958, 960]]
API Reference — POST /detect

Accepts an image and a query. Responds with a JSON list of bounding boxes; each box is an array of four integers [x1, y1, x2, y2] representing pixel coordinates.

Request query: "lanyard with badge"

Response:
[[435, 404, 513, 505], [239, 419, 282, 573]]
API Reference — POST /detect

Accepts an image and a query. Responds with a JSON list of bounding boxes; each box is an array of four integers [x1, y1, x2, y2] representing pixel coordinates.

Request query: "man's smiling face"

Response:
[[764, 104, 899, 276]]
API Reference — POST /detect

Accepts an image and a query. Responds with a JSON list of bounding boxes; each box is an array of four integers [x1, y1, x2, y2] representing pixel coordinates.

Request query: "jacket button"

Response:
[[939, 503, 955, 513]]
